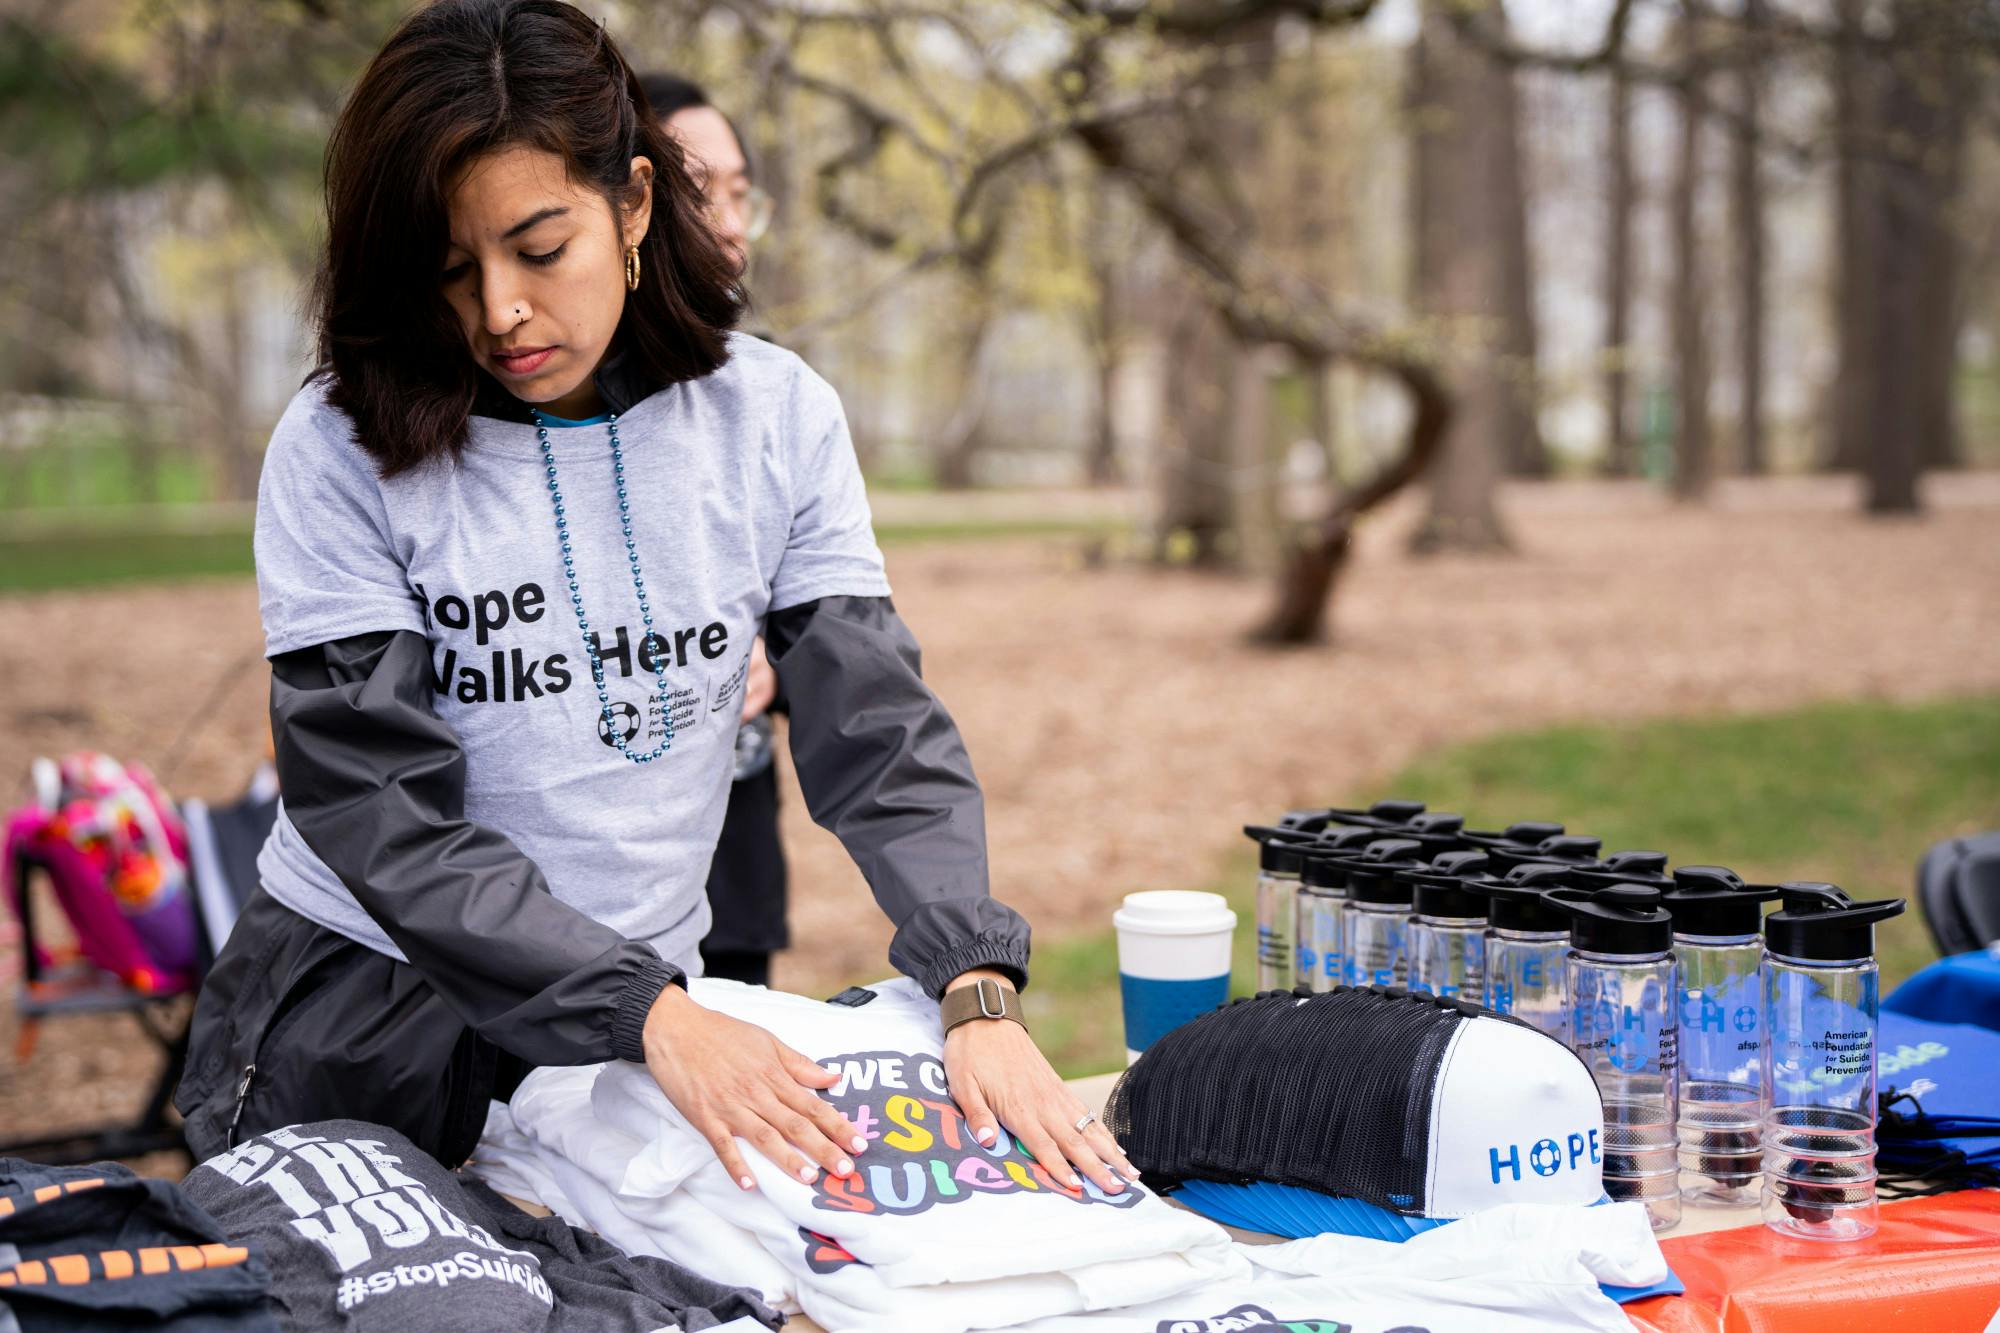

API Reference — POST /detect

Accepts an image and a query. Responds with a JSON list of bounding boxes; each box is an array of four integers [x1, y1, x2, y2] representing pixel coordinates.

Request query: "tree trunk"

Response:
[[932, 301, 993, 491], [213, 242, 261, 504], [1228, 341, 1280, 573], [1154, 295, 1235, 566], [1495, 49, 1546, 479], [1603, 64, 1636, 478], [1670, 5, 1713, 502], [1864, 0, 1972, 512], [1828, 0, 1880, 474], [1408, 0, 1519, 552], [1732, 0, 1768, 474]]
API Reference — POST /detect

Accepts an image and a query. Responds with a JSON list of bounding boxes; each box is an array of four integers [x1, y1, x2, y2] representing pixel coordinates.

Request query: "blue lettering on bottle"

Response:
[[1521, 957, 1543, 988], [1732, 1005, 1758, 1034], [1489, 979, 1515, 1013]]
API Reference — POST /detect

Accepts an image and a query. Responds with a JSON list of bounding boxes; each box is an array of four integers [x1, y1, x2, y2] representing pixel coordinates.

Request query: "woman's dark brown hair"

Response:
[[311, 0, 741, 475]]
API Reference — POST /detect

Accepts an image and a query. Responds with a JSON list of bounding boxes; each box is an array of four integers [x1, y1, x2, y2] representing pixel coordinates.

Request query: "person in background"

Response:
[[640, 72, 783, 987]]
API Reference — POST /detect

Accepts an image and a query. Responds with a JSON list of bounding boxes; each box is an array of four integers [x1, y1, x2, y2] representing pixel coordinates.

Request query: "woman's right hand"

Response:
[[641, 984, 866, 1190]]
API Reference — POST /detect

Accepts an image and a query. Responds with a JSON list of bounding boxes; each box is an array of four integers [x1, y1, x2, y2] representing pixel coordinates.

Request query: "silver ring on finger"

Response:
[[1073, 1112, 1096, 1134]]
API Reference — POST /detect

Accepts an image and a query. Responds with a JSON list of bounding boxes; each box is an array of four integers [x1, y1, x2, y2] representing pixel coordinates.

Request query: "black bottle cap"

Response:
[[1345, 838, 1425, 905], [1243, 824, 1316, 875], [1549, 884, 1674, 955], [1404, 849, 1495, 918], [1315, 799, 1427, 829], [1462, 820, 1566, 851], [1764, 882, 1907, 963], [1565, 850, 1673, 888], [1481, 834, 1604, 872], [1293, 826, 1387, 889], [1661, 866, 1779, 937], [1466, 861, 1576, 932]]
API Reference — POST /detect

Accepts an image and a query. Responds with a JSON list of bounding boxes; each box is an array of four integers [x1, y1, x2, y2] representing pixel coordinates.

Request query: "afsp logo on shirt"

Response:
[[812, 1049, 1142, 1217]]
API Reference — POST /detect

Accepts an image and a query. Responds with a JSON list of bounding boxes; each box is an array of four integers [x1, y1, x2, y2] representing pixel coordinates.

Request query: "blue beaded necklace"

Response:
[[532, 407, 675, 764]]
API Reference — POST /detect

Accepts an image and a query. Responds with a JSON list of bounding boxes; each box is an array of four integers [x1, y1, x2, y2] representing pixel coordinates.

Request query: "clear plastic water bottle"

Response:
[[1662, 866, 1781, 1208], [1555, 884, 1682, 1232], [1404, 849, 1493, 1002], [1244, 826, 1311, 992], [1340, 838, 1425, 987], [1762, 883, 1906, 1242], [1291, 828, 1382, 992], [1469, 862, 1576, 1043]]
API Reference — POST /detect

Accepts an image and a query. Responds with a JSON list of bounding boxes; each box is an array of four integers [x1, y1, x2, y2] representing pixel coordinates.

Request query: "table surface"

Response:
[[773, 1071, 1769, 1331]]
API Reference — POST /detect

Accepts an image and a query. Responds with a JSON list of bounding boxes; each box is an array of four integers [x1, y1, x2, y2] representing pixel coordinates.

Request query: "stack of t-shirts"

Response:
[[1006, 1201, 1668, 1333], [470, 978, 1247, 1333]]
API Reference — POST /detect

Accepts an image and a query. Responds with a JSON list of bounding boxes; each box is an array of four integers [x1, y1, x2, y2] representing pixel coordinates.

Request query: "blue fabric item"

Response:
[[1169, 1181, 1679, 1305], [538, 409, 614, 427], [1118, 972, 1228, 1054], [1884, 948, 2000, 1033], [1877, 1010, 2000, 1166]]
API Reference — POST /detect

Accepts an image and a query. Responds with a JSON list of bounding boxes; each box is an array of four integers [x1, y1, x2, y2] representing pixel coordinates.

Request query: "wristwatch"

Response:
[[939, 977, 1028, 1035]]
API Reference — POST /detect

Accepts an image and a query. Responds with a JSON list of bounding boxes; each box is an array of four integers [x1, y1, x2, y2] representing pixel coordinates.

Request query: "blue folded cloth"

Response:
[[1885, 948, 2000, 1033], [1877, 1010, 2000, 1168]]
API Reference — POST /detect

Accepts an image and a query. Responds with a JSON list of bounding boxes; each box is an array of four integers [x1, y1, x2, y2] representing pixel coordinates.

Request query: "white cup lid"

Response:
[[1113, 890, 1238, 936]]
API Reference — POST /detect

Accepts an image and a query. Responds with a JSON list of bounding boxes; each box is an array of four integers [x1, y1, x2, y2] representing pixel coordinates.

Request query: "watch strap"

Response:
[[939, 978, 1027, 1035]]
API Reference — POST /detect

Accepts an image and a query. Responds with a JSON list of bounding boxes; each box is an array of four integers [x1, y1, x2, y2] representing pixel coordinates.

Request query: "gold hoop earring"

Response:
[[625, 245, 642, 291]]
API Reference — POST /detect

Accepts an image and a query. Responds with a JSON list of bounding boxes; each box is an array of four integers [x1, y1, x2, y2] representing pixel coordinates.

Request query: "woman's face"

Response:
[[440, 145, 653, 417]]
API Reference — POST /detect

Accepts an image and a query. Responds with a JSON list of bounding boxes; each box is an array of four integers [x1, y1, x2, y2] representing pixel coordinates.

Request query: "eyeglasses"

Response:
[[703, 184, 774, 245]]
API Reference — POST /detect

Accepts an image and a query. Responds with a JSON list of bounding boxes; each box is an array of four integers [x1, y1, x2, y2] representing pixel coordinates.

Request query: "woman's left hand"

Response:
[[941, 972, 1139, 1197]]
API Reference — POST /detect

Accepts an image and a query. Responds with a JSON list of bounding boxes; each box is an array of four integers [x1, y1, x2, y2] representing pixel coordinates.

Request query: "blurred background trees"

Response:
[[4, 0, 1998, 637]]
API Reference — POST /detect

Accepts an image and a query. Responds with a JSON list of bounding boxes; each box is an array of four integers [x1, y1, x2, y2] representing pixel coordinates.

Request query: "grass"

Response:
[[0, 528, 257, 594], [958, 695, 2000, 1078], [0, 517, 1129, 595]]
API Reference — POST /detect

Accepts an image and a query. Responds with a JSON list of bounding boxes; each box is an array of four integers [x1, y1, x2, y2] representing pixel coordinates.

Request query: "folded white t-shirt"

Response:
[[490, 979, 1244, 1331], [1009, 1200, 1666, 1333]]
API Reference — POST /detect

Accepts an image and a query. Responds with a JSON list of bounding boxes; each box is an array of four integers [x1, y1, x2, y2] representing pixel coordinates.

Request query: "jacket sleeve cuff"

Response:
[[915, 933, 1031, 1001], [610, 958, 687, 1063]]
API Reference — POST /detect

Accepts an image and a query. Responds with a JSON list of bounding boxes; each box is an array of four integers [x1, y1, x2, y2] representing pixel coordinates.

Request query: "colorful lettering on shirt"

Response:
[[1154, 1302, 1367, 1333], [810, 1049, 1143, 1217]]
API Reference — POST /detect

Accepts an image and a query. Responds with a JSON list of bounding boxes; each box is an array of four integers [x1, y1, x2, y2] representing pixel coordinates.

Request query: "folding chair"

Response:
[[1916, 831, 2000, 958], [0, 765, 276, 1166]]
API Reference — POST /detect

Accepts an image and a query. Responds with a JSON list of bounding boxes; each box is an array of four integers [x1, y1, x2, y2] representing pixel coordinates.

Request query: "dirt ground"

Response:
[[2, 473, 1997, 1170]]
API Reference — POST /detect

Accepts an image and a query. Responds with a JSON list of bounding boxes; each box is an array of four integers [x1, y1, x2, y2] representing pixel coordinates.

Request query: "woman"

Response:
[[175, 0, 1132, 1202]]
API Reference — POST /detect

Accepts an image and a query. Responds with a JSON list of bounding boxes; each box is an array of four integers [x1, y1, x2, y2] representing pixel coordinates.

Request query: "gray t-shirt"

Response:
[[254, 334, 890, 971]]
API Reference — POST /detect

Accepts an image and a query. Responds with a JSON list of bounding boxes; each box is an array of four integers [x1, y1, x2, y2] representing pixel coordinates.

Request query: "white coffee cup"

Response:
[[1113, 890, 1237, 1064]]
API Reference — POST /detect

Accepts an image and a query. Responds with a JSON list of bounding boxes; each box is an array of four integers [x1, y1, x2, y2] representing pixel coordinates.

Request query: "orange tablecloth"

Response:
[[1625, 1191, 2000, 1332]]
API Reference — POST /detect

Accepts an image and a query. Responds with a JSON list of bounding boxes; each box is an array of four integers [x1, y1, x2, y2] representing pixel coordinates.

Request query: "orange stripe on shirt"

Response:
[[101, 1249, 136, 1280], [198, 1243, 250, 1268], [48, 1253, 90, 1285]]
